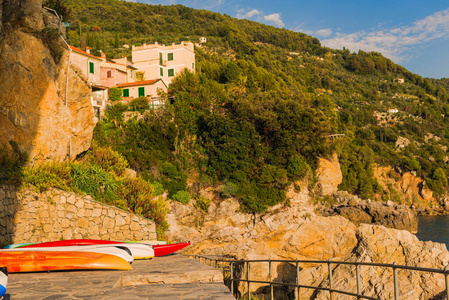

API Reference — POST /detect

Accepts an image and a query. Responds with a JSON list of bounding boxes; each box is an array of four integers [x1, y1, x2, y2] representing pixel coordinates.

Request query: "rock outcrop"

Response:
[[0, 0, 94, 163], [168, 183, 446, 299], [315, 153, 342, 196], [317, 192, 419, 233]]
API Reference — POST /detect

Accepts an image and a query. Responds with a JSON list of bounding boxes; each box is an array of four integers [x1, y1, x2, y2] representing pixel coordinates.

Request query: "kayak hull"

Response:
[[0, 245, 134, 264], [153, 242, 191, 257], [0, 251, 132, 273]]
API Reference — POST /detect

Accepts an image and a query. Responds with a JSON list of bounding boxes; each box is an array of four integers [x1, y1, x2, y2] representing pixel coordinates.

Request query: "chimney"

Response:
[[101, 52, 106, 59], [86, 47, 90, 54]]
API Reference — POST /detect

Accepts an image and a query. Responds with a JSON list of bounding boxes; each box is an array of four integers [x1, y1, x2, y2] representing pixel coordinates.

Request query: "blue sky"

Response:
[[135, 0, 449, 78]]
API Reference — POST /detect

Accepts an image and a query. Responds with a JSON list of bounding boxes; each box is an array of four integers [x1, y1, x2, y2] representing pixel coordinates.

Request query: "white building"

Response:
[[131, 41, 195, 85]]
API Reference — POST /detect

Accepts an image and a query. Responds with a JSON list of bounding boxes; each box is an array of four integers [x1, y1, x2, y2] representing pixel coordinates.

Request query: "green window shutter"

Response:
[[168, 69, 174, 77], [167, 53, 174, 61], [138, 87, 145, 97], [123, 89, 129, 97], [160, 67, 163, 76], [192, 62, 194, 70], [89, 62, 94, 74], [159, 53, 163, 65]]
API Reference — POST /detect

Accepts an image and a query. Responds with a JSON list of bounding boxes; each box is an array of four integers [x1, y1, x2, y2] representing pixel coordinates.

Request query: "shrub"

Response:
[[194, 196, 210, 212], [219, 181, 239, 198], [109, 87, 123, 101], [161, 162, 187, 197], [130, 96, 148, 111], [24, 162, 71, 192], [172, 190, 190, 204], [287, 155, 310, 179], [80, 142, 129, 176], [0, 141, 28, 185]]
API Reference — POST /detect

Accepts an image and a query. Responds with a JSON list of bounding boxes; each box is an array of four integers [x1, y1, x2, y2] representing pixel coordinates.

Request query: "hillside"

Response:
[[50, 0, 449, 210]]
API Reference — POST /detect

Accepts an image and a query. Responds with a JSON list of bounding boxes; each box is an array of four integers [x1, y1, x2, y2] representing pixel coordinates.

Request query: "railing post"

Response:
[[328, 260, 334, 300], [296, 259, 301, 300], [230, 261, 234, 295], [445, 265, 449, 300], [269, 259, 273, 300], [356, 263, 361, 300], [247, 261, 250, 300], [393, 262, 399, 300]]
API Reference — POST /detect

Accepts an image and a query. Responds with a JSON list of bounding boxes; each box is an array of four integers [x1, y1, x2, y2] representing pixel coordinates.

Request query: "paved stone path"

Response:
[[4, 254, 235, 299]]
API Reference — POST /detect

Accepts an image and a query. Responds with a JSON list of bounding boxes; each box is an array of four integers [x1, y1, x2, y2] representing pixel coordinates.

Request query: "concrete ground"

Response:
[[4, 254, 235, 299]]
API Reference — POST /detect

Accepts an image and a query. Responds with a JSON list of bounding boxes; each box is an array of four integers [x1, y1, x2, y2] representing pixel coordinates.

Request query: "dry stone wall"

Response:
[[0, 185, 156, 246]]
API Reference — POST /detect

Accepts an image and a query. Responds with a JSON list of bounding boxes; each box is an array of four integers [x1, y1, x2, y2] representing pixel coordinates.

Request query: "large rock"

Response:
[[319, 200, 419, 233], [0, 0, 94, 163], [309, 225, 449, 300], [315, 153, 343, 196]]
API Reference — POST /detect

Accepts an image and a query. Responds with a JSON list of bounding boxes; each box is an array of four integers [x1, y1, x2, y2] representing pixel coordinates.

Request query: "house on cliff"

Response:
[[69, 45, 108, 121], [116, 79, 168, 108], [131, 41, 195, 85]]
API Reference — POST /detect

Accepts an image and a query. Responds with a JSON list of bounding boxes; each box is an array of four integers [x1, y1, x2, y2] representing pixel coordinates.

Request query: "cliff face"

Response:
[[0, 0, 94, 163], [168, 191, 448, 299]]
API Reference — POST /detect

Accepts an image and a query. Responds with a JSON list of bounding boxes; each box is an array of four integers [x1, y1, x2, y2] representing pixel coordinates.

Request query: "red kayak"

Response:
[[20, 239, 123, 248], [153, 242, 191, 256], [20, 239, 190, 256]]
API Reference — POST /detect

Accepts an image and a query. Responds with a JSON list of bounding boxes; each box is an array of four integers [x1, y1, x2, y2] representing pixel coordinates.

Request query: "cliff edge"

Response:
[[0, 0, 94, 163]]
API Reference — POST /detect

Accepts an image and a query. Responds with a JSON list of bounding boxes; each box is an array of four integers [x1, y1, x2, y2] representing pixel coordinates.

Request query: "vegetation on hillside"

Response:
[[38, 0, 449, 213]]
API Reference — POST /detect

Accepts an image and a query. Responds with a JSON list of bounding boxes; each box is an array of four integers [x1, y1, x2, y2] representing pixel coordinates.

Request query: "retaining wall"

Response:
[[0, 185, 157, 245]]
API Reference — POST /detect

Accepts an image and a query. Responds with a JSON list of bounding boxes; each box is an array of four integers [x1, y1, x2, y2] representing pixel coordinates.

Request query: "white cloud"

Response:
[[315, 28, 333, 37], [236, 8, 262, 19], [236, 8, 284, 28], [263, 13, 284, 27], [320, 7, 449, 63]]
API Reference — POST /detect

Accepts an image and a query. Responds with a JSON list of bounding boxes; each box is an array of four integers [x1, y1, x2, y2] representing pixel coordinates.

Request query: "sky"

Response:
[[133, 0, 449, 79]]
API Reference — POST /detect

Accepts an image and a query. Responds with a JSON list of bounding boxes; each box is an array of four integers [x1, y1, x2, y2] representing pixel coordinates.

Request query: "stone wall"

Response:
[[0, 185, 157, 246]]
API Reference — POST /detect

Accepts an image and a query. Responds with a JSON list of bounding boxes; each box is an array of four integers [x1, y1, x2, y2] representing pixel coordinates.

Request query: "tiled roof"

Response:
[[69, 45, 103, 60], [116, 79, 163, 88]]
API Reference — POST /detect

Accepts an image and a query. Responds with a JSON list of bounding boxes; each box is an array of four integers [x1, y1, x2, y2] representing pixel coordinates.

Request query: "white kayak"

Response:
[[113, 244, 154, 259], [0, 245, 134, 264], [0, 267, 7, 298]]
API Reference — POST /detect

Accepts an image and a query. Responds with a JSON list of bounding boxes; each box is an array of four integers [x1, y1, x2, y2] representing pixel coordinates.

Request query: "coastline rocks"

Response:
[[317, 195, 418, 233], [309, 225, 449, 300], [167, 186, 447, 299]]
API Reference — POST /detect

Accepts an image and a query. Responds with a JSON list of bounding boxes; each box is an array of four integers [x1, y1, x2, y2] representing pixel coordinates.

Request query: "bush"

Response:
[[172, 190, 190, 204], [109, 87, 123, 101], [161, 162, 187, 197], [287, 155, 310, 179], [219, 181, 239, 198], [0, 141, 28, 185], [130, 96, 148, 111], [80, 142, 129, 176]]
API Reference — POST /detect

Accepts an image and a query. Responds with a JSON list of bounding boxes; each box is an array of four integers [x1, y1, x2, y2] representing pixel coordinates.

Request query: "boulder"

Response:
[[0, 0, 94, 163]]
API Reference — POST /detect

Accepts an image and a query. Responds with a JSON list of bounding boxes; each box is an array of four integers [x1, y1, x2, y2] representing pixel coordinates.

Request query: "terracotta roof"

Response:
[[116, 79, 164, 88], [69, 45, 102, 60]]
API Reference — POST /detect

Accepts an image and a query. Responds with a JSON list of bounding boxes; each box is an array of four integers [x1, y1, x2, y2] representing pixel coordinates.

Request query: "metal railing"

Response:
[[188, 255, 449, 300]]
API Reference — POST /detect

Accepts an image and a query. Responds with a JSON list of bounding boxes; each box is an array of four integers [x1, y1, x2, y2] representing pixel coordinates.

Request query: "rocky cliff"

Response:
[[0, 0, 94, 163], [168, 182, 447, 299]]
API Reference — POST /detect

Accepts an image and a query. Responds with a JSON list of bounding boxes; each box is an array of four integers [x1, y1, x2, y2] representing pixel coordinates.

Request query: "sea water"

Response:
[[416, 215, 449, 248]]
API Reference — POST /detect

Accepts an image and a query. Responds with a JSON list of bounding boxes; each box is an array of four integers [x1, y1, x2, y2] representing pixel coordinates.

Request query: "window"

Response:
[[159, 53, 163, 65], [192, 62, 195, 70], [130, 70, 134, 78], [89, 62, 94, 74], [123, 89, 129, 97], [138, 87, 145, 97], [107, 70, 112, 78], [160, 68, 163, 76], [168, 69, 174, 77], [167, 53, 174, 61]]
